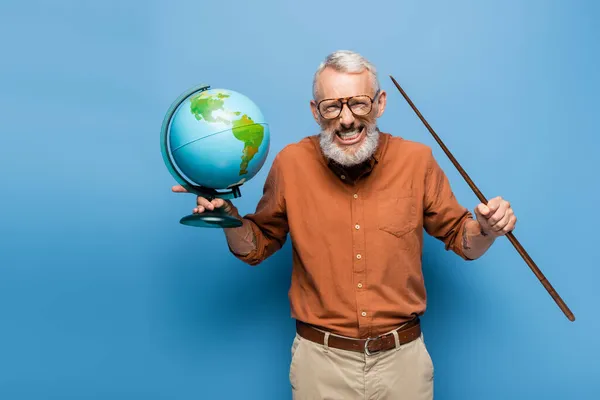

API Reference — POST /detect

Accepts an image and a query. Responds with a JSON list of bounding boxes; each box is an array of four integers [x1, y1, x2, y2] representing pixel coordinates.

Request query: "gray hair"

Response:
[[312, 50, 380, 100]]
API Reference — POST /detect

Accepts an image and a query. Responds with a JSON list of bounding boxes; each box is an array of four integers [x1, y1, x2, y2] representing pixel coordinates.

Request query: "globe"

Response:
[[160, 83, 270, 228]]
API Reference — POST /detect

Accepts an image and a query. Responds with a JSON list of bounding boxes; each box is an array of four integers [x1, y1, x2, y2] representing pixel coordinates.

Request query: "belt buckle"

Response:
[[364, 337, 381, 356]]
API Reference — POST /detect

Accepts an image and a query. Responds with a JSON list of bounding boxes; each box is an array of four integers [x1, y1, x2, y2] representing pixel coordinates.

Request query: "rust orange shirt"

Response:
[[229, 132, 473, 339]]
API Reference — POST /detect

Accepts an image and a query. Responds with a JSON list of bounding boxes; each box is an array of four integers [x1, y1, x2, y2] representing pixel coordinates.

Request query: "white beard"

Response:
[[319, 123, 380, 167]]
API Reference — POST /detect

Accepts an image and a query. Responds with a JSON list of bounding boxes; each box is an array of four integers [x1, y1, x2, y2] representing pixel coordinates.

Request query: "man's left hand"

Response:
[[474, 196, 517, 237]]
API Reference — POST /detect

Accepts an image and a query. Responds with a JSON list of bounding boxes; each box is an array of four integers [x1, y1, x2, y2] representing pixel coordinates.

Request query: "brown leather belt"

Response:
[[296, 317, 421, 355]]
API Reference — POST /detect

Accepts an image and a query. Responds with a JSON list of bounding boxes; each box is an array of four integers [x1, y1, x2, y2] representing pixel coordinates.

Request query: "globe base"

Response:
[[179, 209, 243, 228]]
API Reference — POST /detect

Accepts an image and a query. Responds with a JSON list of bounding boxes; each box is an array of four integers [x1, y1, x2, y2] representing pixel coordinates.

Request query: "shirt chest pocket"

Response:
[[376, 189, 418, 238]]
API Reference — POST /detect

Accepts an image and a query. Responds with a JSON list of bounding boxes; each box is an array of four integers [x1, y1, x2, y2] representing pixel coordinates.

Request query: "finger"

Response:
[[491, 210, 511, 231], [193, 205, 205, 214], [475, 205, 491, 232], [196, 197, 214, 210], [502, 215, 517, 233], [488, 203, 509, 226], [211, 198, 226, 208], [172, 185, 188, 193]]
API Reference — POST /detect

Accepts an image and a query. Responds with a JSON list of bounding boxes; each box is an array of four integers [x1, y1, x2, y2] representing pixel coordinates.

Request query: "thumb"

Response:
[[172, 185, 188, 193], [477, 203, 490, 217]]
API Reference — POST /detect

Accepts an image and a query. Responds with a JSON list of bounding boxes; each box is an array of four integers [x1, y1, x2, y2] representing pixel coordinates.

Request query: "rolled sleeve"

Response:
[[228, 154, 289, 265], [422, 149, 473, 260]]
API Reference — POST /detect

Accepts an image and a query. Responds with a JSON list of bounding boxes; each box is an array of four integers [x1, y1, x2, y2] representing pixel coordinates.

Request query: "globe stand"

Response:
[[178, 185, 243, 228], [160, 83, 246, 229], [180, 208, 241, 228]]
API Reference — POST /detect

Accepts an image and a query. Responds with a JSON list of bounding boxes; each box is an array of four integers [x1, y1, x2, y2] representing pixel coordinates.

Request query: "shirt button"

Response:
[[340, 175, 346, 180], [356, 254, 362, 260], [361, 311, 367, 317], [353, 194, 358, 199], [355, 224, 360, 230], [357, 283, 363, 288]]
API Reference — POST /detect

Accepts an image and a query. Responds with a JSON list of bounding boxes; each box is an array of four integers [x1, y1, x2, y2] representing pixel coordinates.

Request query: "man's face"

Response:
[[311, 67, 387, 166]]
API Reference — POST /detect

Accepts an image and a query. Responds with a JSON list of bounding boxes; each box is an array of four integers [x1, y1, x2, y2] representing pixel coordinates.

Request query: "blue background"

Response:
[[1, 0, 598, 399]]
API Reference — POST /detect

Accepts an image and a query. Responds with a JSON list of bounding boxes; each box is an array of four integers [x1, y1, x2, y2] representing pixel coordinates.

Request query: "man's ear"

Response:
[[310, 100, 320, 123], [375, 90, 387, 118]]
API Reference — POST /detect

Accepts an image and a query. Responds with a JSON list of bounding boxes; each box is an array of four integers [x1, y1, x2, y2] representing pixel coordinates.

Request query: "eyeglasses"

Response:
[[316, 91, 380, 120]]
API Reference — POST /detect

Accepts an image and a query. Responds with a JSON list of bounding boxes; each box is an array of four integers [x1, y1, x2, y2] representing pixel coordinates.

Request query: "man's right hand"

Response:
[[171, 185, 234, 215], [171, 185, 255, 255]]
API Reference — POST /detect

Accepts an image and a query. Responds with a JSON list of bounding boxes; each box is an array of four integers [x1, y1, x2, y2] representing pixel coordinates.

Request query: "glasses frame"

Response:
[[316, 90, 380, 120]]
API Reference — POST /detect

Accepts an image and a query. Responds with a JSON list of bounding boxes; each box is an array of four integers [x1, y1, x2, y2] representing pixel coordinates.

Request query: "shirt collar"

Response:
[[310, 131, 389, 183]]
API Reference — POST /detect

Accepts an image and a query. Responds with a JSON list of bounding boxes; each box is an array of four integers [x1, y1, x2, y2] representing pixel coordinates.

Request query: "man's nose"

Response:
[[339, 104, 355, 128]]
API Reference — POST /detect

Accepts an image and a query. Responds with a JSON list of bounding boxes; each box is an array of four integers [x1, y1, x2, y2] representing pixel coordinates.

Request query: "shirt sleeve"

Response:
[[422, 149, 474, 260], [227, 153, 289, 265]]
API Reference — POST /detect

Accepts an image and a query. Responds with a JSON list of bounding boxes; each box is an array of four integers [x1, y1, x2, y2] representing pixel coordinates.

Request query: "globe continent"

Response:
[[169, 88, 270, 189]]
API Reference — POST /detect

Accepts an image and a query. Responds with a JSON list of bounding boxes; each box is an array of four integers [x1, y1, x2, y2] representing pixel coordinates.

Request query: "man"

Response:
[[173, 50, 517, 399]]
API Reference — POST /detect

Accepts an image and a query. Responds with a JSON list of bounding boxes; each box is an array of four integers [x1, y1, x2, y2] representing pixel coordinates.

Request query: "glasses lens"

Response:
[[319, 100, 342, 119], [348, 96, 372, 115]]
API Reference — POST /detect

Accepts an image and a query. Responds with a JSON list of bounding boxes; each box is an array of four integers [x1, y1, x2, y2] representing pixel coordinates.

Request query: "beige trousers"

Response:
[[289, 330, 434, 400]]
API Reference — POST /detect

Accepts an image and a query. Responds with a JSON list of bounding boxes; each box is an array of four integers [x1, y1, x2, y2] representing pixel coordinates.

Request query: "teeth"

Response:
[[338, 130, 359, 139]]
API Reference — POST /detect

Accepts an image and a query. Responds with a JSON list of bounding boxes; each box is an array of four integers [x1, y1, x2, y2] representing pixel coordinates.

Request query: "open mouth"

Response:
[[335, 126, 365, 145]]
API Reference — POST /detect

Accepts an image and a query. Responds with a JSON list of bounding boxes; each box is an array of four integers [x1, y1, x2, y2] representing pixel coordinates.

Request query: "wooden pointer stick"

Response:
[[389, 75, 575, 322]]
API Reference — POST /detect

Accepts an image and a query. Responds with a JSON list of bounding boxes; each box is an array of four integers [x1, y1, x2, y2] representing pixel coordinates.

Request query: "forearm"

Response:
[[220, 201, 257, 256], [223, 218, 257, 256], [462, 219, 496, 260], [219, 156, 288, 264]]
